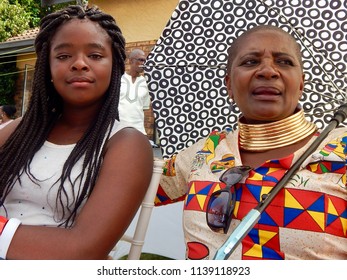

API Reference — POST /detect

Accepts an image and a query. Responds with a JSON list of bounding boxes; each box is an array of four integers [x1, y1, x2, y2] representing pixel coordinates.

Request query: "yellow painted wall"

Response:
[[14, 1, 179, 68], [89, 0, 179, 43]]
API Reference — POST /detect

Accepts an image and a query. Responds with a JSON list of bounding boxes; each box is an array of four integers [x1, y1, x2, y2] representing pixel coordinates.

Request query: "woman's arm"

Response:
[[5, 127, 153, 259], [0, 118, 21, 147]]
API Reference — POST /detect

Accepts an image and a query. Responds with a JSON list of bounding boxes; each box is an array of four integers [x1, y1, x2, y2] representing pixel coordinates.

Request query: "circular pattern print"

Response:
[[146, 0, 347, 158]]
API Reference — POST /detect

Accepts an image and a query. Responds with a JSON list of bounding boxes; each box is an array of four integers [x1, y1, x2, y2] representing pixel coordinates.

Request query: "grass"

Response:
[[120, 253, 173, 260]]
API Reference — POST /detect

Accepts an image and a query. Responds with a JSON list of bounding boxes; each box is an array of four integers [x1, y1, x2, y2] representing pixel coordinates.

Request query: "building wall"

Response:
[[90, 0, 178, 43]]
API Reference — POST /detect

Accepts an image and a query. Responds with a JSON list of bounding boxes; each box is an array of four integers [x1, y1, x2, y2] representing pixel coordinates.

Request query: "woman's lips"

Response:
[[252, 87, 281, 100], [253, 87, 281, 95], [67, 76, 93, 83]]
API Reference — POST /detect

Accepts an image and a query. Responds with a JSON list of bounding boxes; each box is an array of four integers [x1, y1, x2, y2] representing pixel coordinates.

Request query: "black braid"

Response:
[[0, 5, 126, 227]]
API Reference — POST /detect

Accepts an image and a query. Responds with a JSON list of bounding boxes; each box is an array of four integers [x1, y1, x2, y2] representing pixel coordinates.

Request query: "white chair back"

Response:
[[113, 158, 165, 259]]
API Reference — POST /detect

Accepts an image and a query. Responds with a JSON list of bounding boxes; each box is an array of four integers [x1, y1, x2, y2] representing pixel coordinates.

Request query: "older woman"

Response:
[[157, 25, 347, 260]]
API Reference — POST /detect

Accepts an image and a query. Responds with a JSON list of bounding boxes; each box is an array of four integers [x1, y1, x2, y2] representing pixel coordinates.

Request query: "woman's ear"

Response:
[[298, 73, 305, 99], [225, 75, 233, 100]]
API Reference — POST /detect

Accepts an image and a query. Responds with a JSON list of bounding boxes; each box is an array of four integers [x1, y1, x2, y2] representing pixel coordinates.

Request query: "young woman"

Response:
[[0, 5, 153, 259]]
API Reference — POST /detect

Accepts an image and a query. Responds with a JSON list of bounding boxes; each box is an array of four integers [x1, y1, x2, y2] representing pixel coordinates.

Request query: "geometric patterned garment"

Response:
[[156, 128, 347, 259]]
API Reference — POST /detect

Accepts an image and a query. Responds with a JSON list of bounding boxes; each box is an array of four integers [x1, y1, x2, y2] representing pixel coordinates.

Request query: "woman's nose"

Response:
[[71, 56, 89, 71], [255, 61, 279, 79]]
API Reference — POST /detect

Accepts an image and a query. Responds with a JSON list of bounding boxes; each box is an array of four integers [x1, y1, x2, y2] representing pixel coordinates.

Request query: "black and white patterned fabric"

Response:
[[144, 0, 347, 158]]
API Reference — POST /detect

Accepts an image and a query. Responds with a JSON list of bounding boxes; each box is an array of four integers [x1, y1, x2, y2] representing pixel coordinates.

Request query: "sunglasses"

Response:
[[206, 165, 251, 234]]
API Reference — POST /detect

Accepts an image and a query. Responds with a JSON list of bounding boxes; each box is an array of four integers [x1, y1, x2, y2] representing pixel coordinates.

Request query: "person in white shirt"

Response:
[[119, 49, 157, 146]]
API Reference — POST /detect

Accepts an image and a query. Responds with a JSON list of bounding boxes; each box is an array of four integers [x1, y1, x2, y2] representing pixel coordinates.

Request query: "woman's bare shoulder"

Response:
[[0, 117, 22, 147]]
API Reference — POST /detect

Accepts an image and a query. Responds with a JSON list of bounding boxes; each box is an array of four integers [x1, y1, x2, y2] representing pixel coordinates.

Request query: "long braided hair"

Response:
[[0, 5, 126, 227]]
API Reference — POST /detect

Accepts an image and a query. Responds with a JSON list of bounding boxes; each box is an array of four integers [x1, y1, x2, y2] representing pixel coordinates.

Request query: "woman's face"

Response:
[[225, 30, 304, 124], [49, 19, 113, 109]]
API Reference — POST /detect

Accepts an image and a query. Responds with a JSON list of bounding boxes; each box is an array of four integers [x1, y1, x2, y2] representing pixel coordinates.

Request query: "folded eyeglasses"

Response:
[[206, 165, 251, 234]]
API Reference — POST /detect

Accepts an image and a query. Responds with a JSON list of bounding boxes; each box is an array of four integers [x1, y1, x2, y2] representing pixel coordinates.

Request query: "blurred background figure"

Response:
[[0, 105, 16, 129], [118, 49, 158, 147]]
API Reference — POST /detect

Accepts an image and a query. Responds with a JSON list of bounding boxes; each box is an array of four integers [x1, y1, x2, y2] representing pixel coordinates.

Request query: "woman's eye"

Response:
[[89, 54, 103, 60], [56, 54, 69, 60], [241, 59, 258, 66], [277, 59, 294, 66]]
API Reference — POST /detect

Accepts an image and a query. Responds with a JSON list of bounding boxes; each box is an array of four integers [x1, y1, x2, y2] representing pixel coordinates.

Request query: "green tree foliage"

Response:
[[10, 0, 43, 28], [0, 59, 18, 105], [0, 0, 31, 42], [1, 0, 85, 42], [11, 0, 71, 28]]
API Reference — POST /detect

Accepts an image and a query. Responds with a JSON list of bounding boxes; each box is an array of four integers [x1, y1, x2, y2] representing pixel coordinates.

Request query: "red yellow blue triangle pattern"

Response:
[[156, 130, 347, 259], [184, 156, 347, 259]]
